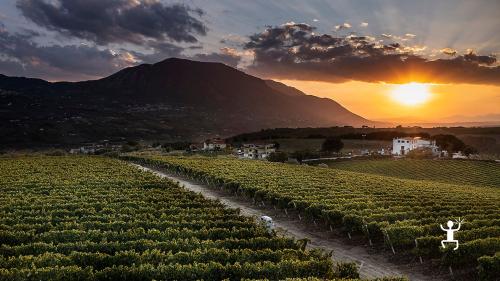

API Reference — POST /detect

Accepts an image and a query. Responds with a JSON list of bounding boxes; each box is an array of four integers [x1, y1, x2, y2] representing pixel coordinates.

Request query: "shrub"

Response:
[[406, 148, 434, 159], [267, 152, 289, 163], [477, 253, 500, 281], [336, 262, 359, 278], [321, 137, 344, 153]]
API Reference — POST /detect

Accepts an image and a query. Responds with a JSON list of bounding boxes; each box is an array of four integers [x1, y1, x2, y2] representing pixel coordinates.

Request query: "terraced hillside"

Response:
[[322, 159, 500, 188], [0, 156, 346, 280], [125, 155, 500, 279]]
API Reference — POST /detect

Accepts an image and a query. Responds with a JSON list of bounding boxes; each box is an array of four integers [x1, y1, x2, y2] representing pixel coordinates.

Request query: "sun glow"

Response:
[[391, 83, 432, 106]]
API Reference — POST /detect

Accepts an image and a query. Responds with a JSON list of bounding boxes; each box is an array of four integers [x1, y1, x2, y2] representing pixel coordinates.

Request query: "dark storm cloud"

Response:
[[0, 0, 215, 80], [463, 50, 497, 65], [245, 23, 500, 85], [16, 0, 207, 45], [0, 28, 138, 81], [0, 24, 238, 80]]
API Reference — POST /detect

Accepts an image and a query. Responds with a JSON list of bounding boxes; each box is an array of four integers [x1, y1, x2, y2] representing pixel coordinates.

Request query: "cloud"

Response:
[[440, 47, 457, 56], [130, 41, 184, 64], [463, 49, 497, 65], [193, 47, 241, 67], [16, 0, 207, 45], [360, 22, 368, 27], [405, 33, 416, 38], [335, 23, 351, 31], [0, 24, 240, 80], [0, 28, 142, 81], [219, 34, 247, 45], [244, 23, 500, 85]]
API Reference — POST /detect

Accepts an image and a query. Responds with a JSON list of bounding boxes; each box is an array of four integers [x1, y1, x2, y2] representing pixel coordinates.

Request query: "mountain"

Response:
[[264, 80, 305, 97], [0, 58, 373, 147]]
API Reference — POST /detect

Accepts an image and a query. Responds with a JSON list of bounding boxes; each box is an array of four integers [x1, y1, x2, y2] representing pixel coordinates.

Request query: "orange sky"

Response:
[[277, 80, 500, 122]]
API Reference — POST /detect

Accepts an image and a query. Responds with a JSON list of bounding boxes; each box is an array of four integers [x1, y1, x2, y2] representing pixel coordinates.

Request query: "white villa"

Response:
[[241, 143, 276, 159], [392, 137, 439, 156]]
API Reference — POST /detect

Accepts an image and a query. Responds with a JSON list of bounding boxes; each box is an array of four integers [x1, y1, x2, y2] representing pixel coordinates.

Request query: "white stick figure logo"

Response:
[[440, 218, 464, 250]]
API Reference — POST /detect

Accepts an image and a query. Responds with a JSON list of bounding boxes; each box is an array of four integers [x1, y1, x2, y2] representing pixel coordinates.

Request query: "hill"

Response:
[[320, 159, 500, 188], [0, 58, 373, 148]]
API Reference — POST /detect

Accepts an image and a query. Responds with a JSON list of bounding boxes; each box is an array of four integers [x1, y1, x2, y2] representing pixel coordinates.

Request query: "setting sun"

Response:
[[391, 83, 432, 106]]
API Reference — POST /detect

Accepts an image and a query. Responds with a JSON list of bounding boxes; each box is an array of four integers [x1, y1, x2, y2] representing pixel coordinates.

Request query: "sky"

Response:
[[0, 0, 499, 122]]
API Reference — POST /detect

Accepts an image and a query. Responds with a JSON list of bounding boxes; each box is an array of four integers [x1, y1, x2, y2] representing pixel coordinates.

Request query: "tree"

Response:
[[267, 151, 288, 162], [463, 145, 478, 156], [272, 141, 281, 149], [431, 134, 466, 152], [290, 150, 320, 163], [321, 137, 344, 153]]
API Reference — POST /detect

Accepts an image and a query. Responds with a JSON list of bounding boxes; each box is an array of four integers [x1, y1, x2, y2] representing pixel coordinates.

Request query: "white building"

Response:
[[203, 138, 227, 150], [241, 143, 276, 159], [392, 137, 439, 156]]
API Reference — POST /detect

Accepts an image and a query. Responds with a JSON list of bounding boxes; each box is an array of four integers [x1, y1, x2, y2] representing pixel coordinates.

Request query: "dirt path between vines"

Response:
[[133, 164, 446, 281]]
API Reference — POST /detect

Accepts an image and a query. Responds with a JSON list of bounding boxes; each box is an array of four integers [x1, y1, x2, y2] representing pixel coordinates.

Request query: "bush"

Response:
[[267, 152, 288, 162], [162, 142, 191, 151], [432, 134, 477, 156], [103, 151, 120, 158], [44, 150, 66, 156], [478, 252, 500, 281], [406, 148, 434, 159], [121, 144, 138, 153], [290, 150, 320, 163], [336, 262, 359, 278], [321, 137, 344, 153], [126, 140, 139, 146]]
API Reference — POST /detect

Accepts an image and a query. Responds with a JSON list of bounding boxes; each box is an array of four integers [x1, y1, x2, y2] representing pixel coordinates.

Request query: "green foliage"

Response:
[[442, 238, 500, 266], [405, 148, 434, 159], [267, 152, 289, 163], [431, 134, 466, 152], [44, 149, 67, 156], [121, 144, 138, 152], [336, 262, 360, 279], [325, 159, 500, 188], [477, 252, 500, 281], [128, 155, 500, 277], [290, 150, 320, 163], [0, 156, 335, 280], [321, 137, 344, 153], [162, 141, 191, 151]]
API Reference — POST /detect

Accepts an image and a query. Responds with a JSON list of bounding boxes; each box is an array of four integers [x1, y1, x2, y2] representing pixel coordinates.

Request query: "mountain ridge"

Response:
[[0, 58, 375, 147]]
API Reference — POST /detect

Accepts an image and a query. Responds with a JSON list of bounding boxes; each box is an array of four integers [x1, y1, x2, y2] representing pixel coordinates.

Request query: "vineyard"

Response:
[[0, 156, 373, 281], [320, 159, 500, 188], [124, 155, 500, 279]]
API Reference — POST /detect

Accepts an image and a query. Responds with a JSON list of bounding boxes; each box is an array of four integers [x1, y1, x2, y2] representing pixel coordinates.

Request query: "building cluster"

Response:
[[201, 138, 276, 159], [238, 143, 276, 159], [69, 143, 122, 154]]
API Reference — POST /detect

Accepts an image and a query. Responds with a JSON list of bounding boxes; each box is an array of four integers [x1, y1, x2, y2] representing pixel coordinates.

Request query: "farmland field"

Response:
[[321, 159, 500, 188], [125, 155, 500, 278], [0, 156, 345, 280], [253, 138, 391, 154]]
